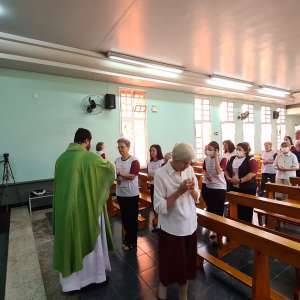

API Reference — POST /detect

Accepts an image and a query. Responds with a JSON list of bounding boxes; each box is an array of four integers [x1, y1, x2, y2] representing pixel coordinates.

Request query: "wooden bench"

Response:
[[194, 172, 203, 189], [255, 183, 300, 228], [193, 165, 203, 173], [290, 177, 300, 186], [225, 191, 300, 299], [197, 207, 300, 300], [265, 182, 300, 201]]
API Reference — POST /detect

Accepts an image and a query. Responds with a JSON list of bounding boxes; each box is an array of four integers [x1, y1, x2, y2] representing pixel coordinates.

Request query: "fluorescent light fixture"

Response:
[[206, 76, 253, 91], [107, 51, 183, 74], [257, 87, 290, 98]]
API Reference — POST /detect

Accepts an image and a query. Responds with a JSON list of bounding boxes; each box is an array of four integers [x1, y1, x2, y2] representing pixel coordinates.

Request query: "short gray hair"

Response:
[[172, 143, 195, 161], [117, 137, 130, 148]]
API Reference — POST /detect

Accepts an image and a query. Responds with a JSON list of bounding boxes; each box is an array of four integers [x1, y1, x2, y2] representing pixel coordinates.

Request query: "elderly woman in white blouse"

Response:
[[154, 143, 199, 300]]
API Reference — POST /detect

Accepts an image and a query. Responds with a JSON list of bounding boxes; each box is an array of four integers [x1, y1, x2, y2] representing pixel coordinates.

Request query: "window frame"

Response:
[[276, 107, 286, 150], [220, 101, 235, 143], [242, 103, 255, 153], [194, 98, 211, 159], [119, 88, 148, 167], [261, 106, 272, 150]]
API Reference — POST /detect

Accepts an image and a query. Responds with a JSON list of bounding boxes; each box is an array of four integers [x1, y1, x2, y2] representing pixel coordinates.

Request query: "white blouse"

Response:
[[147, 159, 165, 184], [231, 156, 246, 188], [203, 156, 227, 190], [154, 161, 199, 236], [115, 156, 139, 197]]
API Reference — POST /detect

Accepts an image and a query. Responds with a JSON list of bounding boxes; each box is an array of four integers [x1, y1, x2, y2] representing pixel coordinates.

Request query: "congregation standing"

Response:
[[53, 127, 300, 299]]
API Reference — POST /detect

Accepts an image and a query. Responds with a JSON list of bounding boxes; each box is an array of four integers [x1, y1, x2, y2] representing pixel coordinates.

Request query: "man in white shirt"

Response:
[[274, 142, 299, 199]]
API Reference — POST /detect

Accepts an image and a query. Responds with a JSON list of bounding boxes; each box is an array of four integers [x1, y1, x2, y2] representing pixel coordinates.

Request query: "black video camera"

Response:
[[3, 153, 9, 163]]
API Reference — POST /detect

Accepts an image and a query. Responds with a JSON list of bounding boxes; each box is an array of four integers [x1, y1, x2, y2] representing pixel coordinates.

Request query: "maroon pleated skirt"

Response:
[[158, 229, 197, 286]]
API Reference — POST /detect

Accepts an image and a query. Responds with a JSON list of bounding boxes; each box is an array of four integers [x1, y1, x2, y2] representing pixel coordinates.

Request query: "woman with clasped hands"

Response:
[[153, 143, 199, 300]]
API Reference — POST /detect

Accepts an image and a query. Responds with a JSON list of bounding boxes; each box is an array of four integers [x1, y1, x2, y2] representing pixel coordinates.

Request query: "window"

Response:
[[220, 101, 235, 143], [120, 88, 147, 166], [194, 98, 211, 159], [276, 108, 286, 150], [242, 104, 255, 153], [261, 106, 272, 150]]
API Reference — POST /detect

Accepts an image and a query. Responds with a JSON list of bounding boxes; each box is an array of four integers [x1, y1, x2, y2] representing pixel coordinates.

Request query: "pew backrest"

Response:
[[226, 191, 300, 220], [290, 177, 300, 186], [265, 182, 300, 201], [197, 208, 300, 269]]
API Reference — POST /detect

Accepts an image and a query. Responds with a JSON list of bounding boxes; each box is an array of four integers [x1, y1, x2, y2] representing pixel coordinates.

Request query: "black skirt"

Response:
[[158, 230, 197, 286]]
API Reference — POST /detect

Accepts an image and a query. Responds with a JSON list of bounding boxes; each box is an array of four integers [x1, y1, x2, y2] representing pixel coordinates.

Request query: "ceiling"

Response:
[[0, 0, 300, 91]]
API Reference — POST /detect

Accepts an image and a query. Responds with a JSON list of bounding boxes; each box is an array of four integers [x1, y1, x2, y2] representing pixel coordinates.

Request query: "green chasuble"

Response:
[[53, 143, 115, 277]]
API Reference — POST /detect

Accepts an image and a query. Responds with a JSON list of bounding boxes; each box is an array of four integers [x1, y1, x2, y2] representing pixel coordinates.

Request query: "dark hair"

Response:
[[223, 140, 235, 153], [96, 142, 104, 151], [74, 128, 92, 144], [284, 136, 293, 146], [236, 142, 251, 156], [150, 144, 164, 161], [208, 141, 220, 151]]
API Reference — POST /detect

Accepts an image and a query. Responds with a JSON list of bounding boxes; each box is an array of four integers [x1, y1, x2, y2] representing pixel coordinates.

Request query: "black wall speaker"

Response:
[[104, 94, 116, 109], [273, 111, 280, 119]]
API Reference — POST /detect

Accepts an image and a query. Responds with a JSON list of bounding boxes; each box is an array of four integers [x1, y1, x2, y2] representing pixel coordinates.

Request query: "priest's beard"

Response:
[[86, 141, 91, 151]]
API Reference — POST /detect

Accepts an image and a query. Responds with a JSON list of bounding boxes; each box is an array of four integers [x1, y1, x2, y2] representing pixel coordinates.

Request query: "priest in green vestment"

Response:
[[53, 128, 115, 292]]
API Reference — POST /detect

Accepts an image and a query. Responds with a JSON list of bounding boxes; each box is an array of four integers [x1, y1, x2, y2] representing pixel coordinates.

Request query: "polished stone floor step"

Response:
[[5, 207, 46, 300]]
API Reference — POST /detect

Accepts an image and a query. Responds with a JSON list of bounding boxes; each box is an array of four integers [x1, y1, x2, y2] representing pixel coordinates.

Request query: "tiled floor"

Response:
[[29, 208, 298, 300]]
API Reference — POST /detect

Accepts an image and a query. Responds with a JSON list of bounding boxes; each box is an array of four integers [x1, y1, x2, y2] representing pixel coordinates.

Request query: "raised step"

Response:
[[5, 207, 46, 300]]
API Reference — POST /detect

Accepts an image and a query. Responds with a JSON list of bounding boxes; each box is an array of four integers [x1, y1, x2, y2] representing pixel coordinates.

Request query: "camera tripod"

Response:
[[1, 159, 15, 185], [0, 154, 15, 208]]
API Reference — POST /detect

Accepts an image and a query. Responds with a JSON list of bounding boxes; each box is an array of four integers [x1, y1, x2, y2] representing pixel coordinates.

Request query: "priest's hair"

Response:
[[74, 128, 92, 144]]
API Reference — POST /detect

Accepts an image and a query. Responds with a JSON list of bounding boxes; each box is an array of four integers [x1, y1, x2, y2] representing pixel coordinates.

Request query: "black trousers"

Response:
[[117, 196, 139, 246], [150, 184, 154, 209], [202, 185, 226, 216], [229, 186, 256, 223], [260, 173, 276, 192]]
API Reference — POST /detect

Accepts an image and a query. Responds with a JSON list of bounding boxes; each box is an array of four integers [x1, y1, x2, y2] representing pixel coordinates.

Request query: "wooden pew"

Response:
[[255, 183, 300, 228], [227, 191, 300, 221], [197, 208, 300, 300], [138, 172, 152, 208], [290, 177, 300, 186], [225, 192, 300, 299], [265, 182, 300, 202], [193, 161, 203, 174], [194, 172, 203, 189]]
